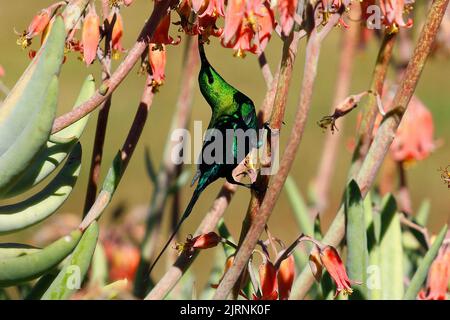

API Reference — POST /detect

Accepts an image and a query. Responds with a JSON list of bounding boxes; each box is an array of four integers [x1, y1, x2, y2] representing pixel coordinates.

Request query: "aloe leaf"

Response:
[[345, 180, 368, 299], [379, 194, 404, 299], [364, 192, 381, 300], [0, 144, 82, 234], [42, 222, 99, 300], [0, 74, 60, 196], [0, 230, 82, 287], [4, 75, 94, 197], [403, 224, 448, 300], [90, 242, 108, 288], [0, 243, 40, 259]]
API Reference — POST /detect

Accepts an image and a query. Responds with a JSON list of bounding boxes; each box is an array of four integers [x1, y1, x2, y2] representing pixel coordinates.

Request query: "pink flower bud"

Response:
[[191, 232, 222, 249], [82, 5, 100, 66], [148, 43, 167, 88], [277, 255, 295, 300], [26, 9, 51, 38]]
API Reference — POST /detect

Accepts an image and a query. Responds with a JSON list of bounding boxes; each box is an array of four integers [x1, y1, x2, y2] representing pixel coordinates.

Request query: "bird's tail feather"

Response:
[[148, 187, 202, 275]]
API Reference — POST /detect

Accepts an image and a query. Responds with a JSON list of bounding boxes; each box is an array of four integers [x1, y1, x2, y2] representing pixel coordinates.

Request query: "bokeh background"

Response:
[[1, 1, 449, 286]]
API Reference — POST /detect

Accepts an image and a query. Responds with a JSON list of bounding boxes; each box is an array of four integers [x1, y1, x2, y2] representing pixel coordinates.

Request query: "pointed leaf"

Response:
[[403, 224, 448, 300], [345, 180, 368, 299]]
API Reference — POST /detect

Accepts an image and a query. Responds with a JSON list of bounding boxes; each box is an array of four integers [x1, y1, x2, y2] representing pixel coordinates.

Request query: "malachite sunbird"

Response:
[[149, 37, 259, 274]]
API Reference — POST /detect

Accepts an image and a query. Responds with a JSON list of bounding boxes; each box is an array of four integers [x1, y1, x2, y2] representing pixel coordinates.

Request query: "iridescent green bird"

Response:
[[149, 38, 258, 273]]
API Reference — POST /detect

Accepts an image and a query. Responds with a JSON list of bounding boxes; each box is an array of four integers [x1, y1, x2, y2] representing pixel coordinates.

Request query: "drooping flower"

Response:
[[390, 95, 435, 163], [418, 246, 450, 300], [222, 0, 246, 44], [222, 0, 275, 57], [0, 65, 5, 78], [224, 24, 258, 57], [309, 245, 359, 297], [26, 8, 51, 39], [277, 255, 295, 300], [254, 259, 279, 300], [175, 232, 222, 257], [82, 5, 101, 65], [320, 246, 354, 296], [148, 43, 167, 89], [109, 9, 125, 57], [150, 12, 181, 48], [17, 8, 51, 49], [278, 0, 297, 36], [191, 232, 222, 249], [103, 240, 141, 282]]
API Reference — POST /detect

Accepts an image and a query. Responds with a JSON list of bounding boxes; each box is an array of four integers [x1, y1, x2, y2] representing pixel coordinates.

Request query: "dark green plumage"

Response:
[[149, 39, 258, 274]]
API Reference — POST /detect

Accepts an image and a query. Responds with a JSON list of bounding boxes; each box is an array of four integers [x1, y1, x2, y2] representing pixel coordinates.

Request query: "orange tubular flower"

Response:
[[310, 245, 359, 298], [0, 65, 4, 78], [418, 247, 450, 300], [109, 10, 125, 56], [278, 0, 297, 36], [222, 0, 246, 44], [277, 255, 295, 300], [103, 240, 141, 282], [26, 8, 51, 39], [390, 95, 435, 163], [82, 5, 100, 66], [191, 232, 222, 249], [254, 259, 278, 300], [148, 43, 167, 88], [255, 3, 275, 51], [224, 24, 258, 57], [150, 13, 180, 47]]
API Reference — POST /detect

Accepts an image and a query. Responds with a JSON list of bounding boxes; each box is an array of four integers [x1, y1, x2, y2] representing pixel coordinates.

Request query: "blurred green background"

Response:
[[0, 1, 449, 282]]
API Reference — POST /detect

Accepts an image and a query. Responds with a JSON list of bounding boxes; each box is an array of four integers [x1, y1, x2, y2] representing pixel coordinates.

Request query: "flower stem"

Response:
[[83, 1, 113, 216]]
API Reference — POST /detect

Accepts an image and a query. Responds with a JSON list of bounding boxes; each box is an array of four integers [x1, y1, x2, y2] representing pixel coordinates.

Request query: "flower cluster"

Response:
[[18, 1, 127, 66], [172, 0, 304, 57]]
